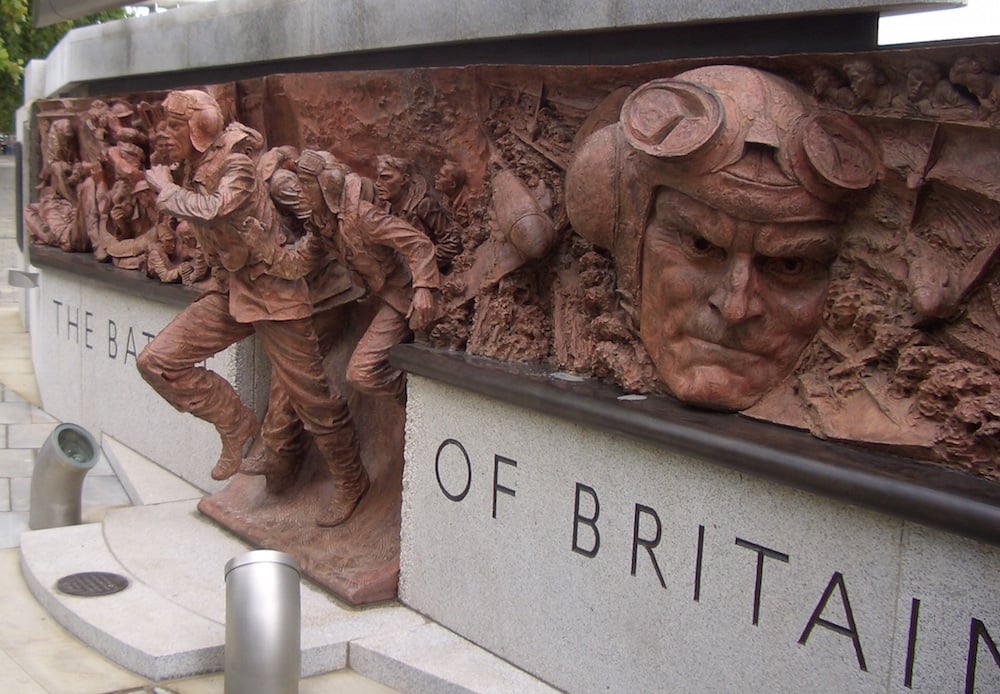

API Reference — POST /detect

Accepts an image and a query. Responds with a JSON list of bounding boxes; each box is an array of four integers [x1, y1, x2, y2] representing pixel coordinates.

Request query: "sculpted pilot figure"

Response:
[[252, 150, 440, 402], [433, 159, 473, 227], [375, 154, 462, 272], [241, 148, 367, 492], [567, 66, 881, 411], [136, 90, 369, 527]]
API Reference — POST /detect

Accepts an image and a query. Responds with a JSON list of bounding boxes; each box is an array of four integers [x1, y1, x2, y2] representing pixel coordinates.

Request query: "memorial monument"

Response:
[[16, 0, 1000, 689], [23, 44, 1000, 599]]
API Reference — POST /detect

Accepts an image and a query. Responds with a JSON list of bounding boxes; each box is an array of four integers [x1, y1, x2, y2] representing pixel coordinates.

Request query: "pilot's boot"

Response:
[[211, 407, 259, 481], [314, 431, 370, 527], [241, 436, 301, 494]]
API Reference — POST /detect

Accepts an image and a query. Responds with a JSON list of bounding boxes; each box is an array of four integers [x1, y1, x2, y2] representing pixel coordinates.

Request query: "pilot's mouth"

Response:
[[682, 335, 764, 362]]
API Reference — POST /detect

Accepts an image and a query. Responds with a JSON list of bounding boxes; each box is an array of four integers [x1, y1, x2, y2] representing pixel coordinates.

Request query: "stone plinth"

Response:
[[397, 352, 1000, 694]]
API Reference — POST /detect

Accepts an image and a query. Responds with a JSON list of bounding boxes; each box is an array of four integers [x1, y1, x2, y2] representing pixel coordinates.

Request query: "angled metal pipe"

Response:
[[29, 423, 100, 530]]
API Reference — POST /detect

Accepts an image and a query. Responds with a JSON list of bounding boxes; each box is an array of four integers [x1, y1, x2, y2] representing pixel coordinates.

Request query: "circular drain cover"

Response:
[[56, 571, 129, 597]]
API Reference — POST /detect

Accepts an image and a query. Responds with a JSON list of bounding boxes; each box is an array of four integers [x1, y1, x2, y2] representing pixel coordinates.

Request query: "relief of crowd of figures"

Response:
[[26, 43, 1000, 491]]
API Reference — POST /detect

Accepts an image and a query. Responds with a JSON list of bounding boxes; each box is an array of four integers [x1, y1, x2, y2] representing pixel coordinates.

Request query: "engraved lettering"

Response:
[[52, 299, 62, 336], [631, 504, 666, 589], [694, 524, 705, 602], [492, 455, 516, 519], [966, 618, 1000, 694], [572, 482, 600, 558], [798, 571, 867, 671], [434, 438, 471, 502], [905, 597, 920, 688], [124, 327, 138, 364], [67, 305, 79, 343], [108, 319, 118, 360], [735, 537, 790, 626], [84, 311, 94, 350]]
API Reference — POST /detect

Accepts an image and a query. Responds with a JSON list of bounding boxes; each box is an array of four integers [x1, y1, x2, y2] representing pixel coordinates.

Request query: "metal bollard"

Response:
[[225, 550, 301, 694], [29, 423, 99, 530]]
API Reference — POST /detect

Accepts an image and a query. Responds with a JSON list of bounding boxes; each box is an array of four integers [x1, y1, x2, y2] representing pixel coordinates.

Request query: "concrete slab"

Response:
[[79, 474, 131, 509], [1, 385, 26, 403], [0, 649, 46, 694], [29, 0, 958, 98], [19, 499, 430, 681], [0, 448, 34, 477], [88, 450, 116, 477], [0, 511, 29, 548], [0, 548, 148, 694], [351, 623, 559, 694], [102, 500, 427, 677], [9, 477, 28, 512], [0, 402, 32, 425], [20, 522, 226, 681], [0, 377, 39, 407], [101, 435, 202, 506], [6, 422, 56, 449]]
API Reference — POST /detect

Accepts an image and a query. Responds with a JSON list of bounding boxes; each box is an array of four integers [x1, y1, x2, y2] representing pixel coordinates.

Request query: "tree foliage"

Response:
[[0, 1, 127, 131]]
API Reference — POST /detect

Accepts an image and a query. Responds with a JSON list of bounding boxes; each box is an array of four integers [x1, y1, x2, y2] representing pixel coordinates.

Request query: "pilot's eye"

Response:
[[692, 236, 714, 253], [677, 230, 723, 260], [757, 255, 813, 280], [776, 257, 805, 275]]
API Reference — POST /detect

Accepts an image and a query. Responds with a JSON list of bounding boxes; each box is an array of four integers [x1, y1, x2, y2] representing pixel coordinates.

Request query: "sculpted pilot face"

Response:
[[640, 189, 839, 410], [565, 66, 879, 412], [434, 162, 459, 194], [906, 64, 936, 101], [158, 225, 177, 256], [375, 161, 406, 204], [162, 116, 195, 163]]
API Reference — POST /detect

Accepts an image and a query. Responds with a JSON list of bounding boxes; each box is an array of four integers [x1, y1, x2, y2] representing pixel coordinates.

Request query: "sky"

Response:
[[878, 0, 1000, 44]]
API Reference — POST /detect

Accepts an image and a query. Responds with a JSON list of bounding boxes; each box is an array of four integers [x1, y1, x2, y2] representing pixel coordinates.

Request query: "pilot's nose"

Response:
[[708, 255, 764, 323]]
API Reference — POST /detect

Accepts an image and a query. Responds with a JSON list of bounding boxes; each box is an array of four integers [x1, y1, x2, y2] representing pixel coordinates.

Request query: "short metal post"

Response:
[[29, 423, 99, 530], [225, 550, 301, 694]]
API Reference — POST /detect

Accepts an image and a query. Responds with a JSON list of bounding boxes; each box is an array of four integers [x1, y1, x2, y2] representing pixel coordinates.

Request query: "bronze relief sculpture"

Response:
[[25, 44, 1000, 601], [137, 90, 370, 527], [566, 65, 880, 411]]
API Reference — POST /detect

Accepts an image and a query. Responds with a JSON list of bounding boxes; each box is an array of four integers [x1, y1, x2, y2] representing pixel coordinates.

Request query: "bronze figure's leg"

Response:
[[136, 291, 258, 480], [242, 379, 305, 493], [254, 316, 369, 526], [346, 302, 412, 402]]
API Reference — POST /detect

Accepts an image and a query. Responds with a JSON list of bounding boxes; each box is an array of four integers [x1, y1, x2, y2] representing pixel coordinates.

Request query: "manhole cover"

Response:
[[56, 571, 129, 597]]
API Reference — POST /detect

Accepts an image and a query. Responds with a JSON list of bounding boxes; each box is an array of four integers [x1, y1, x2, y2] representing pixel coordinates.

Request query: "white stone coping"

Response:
[[27, 0, 960, 99]]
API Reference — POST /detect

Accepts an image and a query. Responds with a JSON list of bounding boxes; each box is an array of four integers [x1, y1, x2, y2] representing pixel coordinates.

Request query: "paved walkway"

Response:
[[0, 154, 19, 305]]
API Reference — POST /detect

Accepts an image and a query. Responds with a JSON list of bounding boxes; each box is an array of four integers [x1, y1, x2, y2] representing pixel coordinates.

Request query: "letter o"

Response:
[[435, 438, 471, 502]]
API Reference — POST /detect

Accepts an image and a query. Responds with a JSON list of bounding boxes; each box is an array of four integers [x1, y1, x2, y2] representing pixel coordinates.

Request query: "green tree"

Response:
[[0, 1, 127, 131]]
